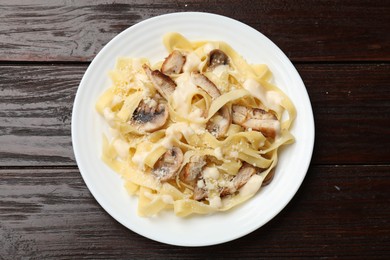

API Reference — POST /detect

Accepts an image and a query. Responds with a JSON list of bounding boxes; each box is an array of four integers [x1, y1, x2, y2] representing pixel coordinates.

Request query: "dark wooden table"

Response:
[[1, 1, 389, 259]]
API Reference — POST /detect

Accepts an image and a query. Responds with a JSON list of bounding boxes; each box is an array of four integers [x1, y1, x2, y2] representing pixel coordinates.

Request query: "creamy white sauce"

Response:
[[143, 96, 157, 107], [218, 117, 228, 126], [203, 167, 220, 180], [188, 108, 204, 121], [197, 179, 205, 189], [208, 196, 222, 209], [162, 121, 206, 150], [172, 73, 198, 114], [214, 147, 223, 160], [182, 52, 201, 72], [243, 78, 282, 113], [161, 194, 174, 204], [103, 107, 116, 126], [111, 94, 123, 106], [217, 179, 227, 188], [205, 179, 217, 190], [113, 139, 130, 159], [193, 123, 206, 135], [239, 175, 263, 197]]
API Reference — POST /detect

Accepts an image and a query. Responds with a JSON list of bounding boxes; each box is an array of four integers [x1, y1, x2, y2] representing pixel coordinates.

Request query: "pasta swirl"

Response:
[[96, 33, 296, 217]]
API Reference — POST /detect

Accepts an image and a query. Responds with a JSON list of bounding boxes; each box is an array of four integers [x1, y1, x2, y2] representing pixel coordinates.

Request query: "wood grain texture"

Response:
[[1, 1, 389, 258], [0, 166, 389, 259], [0, 65, 79, 166], [298, 63, 390, 164], [0, 0, 388, 62], [1, 63, 389, 166]]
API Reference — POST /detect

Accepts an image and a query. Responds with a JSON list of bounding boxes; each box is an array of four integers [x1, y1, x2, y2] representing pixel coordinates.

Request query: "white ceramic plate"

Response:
[[72, 12, 314, 247]]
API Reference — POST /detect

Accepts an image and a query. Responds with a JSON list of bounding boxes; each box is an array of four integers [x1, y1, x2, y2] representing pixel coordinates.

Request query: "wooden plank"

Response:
[[0, 0, 388, 62], [0, 165, 388, 258], [0, 65, 80, 166], [1, 63, 389, 166], [296, 63, 390, 164]]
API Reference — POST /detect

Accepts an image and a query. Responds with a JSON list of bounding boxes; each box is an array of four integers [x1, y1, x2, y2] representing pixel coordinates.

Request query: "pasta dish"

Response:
[[96, 33, 296, 217]]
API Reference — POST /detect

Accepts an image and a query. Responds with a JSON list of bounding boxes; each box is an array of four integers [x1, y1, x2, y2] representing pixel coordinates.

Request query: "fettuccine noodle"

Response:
[[96, 33, 296, 217]]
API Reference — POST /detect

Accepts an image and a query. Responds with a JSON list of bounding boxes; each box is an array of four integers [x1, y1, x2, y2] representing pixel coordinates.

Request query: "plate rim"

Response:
[[72, 11, 315, 247]]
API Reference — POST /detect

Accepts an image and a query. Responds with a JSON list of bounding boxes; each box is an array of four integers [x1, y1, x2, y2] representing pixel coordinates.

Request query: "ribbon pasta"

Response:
[[96, 33, 296, 217]]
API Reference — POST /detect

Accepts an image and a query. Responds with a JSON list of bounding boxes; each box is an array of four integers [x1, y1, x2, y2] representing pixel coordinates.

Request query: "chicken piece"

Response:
[[143, 64, 176, 100], [153, 147, 183, 182], [179, 155, 206, 185], [220, 163, 257, 197], [161, 50, 186, 75], [232, 105, 280, 138], [191, 72, 221, 99]]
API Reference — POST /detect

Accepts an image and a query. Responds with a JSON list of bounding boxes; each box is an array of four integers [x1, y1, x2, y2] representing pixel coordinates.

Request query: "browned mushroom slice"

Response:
[[208, 49, 229, 70], [220, 163, 257, 197], [142, 64, 176, 100], [161, 50, 186, 75], [179, 155, 206, 185], [232, 105, 280, 138], [191, 72, 221, 99], [206, 105, 232, 138], [153, 147, 183, 182], [262, 169, 275, 187], [131, 100, 169, 132]]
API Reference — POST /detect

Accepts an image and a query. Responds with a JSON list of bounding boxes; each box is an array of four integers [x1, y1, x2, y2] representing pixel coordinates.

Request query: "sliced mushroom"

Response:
[[153, 147, 183, 182], [220, 163, 257, 197], [208, 49, 229, 70], [161, 50, 186, 75], [179, 155, 206, 185], [206, 105, 232, 138], [131, 100, 169, 132], [191, 72, 221, 99], [232, 105, 280, 138], [262, 169, 275, 187], [143, 64, 176, 100]]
